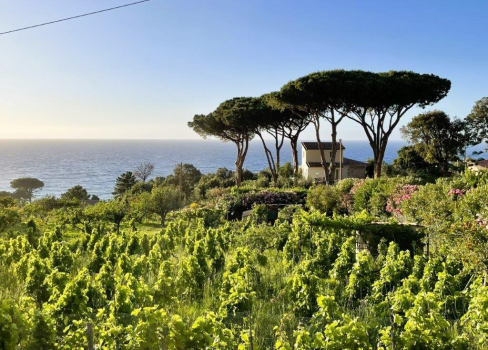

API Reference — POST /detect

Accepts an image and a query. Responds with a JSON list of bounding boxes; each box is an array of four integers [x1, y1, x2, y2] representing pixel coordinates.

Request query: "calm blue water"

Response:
[[0, 139, 484, 199]]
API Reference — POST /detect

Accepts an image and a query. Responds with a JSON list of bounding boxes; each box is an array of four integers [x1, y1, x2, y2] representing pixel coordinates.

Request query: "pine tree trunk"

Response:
[[313, 117, 329, 184], [375, 143, 387, 178], [290, 137, 299, 175], [329, 123, 338, 184], [235, 162, 242, 186], [258, 133, 278, 186]]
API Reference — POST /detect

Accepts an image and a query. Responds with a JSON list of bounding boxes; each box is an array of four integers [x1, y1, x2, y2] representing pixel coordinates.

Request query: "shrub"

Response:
[[459, 169, 488, 189], [0, 207, 21, 233], [400, 179, 453, 226], [353, 177, 417, 217], [335, 178, 355, 193], [386, 184, 420, 218], [306, 185, 340, 216], [224, 188, 307, 220], [0, 195, 16, 208], [206, 187, 230, 202], [337, 192, 353, 215]]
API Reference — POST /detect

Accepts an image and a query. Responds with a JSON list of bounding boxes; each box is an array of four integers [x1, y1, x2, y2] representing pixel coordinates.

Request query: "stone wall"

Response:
[[347, 165, 366, 178]]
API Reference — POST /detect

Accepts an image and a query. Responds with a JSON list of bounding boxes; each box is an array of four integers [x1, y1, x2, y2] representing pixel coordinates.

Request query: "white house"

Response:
[[468, 159, 488, 172], [301, 141, 367, 181]]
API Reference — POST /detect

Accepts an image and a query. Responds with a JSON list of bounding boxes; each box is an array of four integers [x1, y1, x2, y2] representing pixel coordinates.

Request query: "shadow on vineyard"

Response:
[[1, 171, 488, 349]]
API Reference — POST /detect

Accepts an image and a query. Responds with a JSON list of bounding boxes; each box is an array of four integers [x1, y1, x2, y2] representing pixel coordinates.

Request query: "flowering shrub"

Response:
[[386, 184, 419, 217], [448, 188, 465, 197], [338, 192, 353, 215], [352, 178, 409, 217], [400, 179, 454, 226], [223, 189, 307, 220], [241, 190, 302, 207], [350, 179, 366, 195]]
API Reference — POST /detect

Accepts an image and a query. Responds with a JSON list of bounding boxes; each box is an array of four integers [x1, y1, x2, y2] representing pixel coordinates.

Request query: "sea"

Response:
[[0, 139, 485, 200]]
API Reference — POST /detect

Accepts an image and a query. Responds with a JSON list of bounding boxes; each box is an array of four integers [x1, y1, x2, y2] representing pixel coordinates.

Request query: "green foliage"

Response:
[[345, 250, 377, 302], [0, 299, 27, 349], [25, 255, 51, 305], [149, 185, 182, 226], [401, 110, 465, 171], [61, 185, 90, 201], [130, 181, 153, 195], [391, 145, 433, 176], [278, 69, 451, 178], [87, 199, 130, 233], [306, 185, 340, 216], [293, 296, 372, 349], [0, 207, 21, 232], [195, 167, 235, 199], [465, 96, 488, 145], [112, 171, 137, 197], [224, 187, 307, 220], [461, 279, 488, 346], [163, 163, 202, 199], [278, 162, 294, 180], [335, 178, 355, 193], [400, 292, 452, 349], [352, 177, 416, 217], [0, 194, 16, 208], [285, 260, 322, 317], [372, 242, 413, 298], [25, 311, 56, 350]]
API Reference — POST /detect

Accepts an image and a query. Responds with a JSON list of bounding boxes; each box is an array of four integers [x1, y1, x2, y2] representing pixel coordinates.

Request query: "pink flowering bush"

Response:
[[448, 188, 465, 197], [350, 179, 366, 195], [338, 192, 353, 215], [352, 178, 415, 216], [453, 185, 488, 228], [386, 184, 419, 217]]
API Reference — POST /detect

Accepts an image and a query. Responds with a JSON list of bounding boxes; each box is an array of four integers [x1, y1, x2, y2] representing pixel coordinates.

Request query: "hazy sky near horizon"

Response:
[[0, 0, 486, 140]]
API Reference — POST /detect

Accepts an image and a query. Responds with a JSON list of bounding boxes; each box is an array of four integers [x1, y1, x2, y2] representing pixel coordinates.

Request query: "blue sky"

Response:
[[0, 0, 486, 140]]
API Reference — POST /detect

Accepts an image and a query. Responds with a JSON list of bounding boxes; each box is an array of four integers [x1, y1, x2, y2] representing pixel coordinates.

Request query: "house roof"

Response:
[[301, 142, 345, 150], [306, 157, 367, 167], [478, 160, 488, 168]]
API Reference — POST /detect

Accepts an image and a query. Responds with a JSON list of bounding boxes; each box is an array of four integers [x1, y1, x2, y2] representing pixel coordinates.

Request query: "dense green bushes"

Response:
[[304, 173, 485, 220], [306, 185, 341, 216], [222, 187, 308, 220]]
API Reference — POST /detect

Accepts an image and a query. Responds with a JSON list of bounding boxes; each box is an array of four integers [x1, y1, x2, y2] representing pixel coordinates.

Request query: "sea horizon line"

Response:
[[0, 138, 407, 142]]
